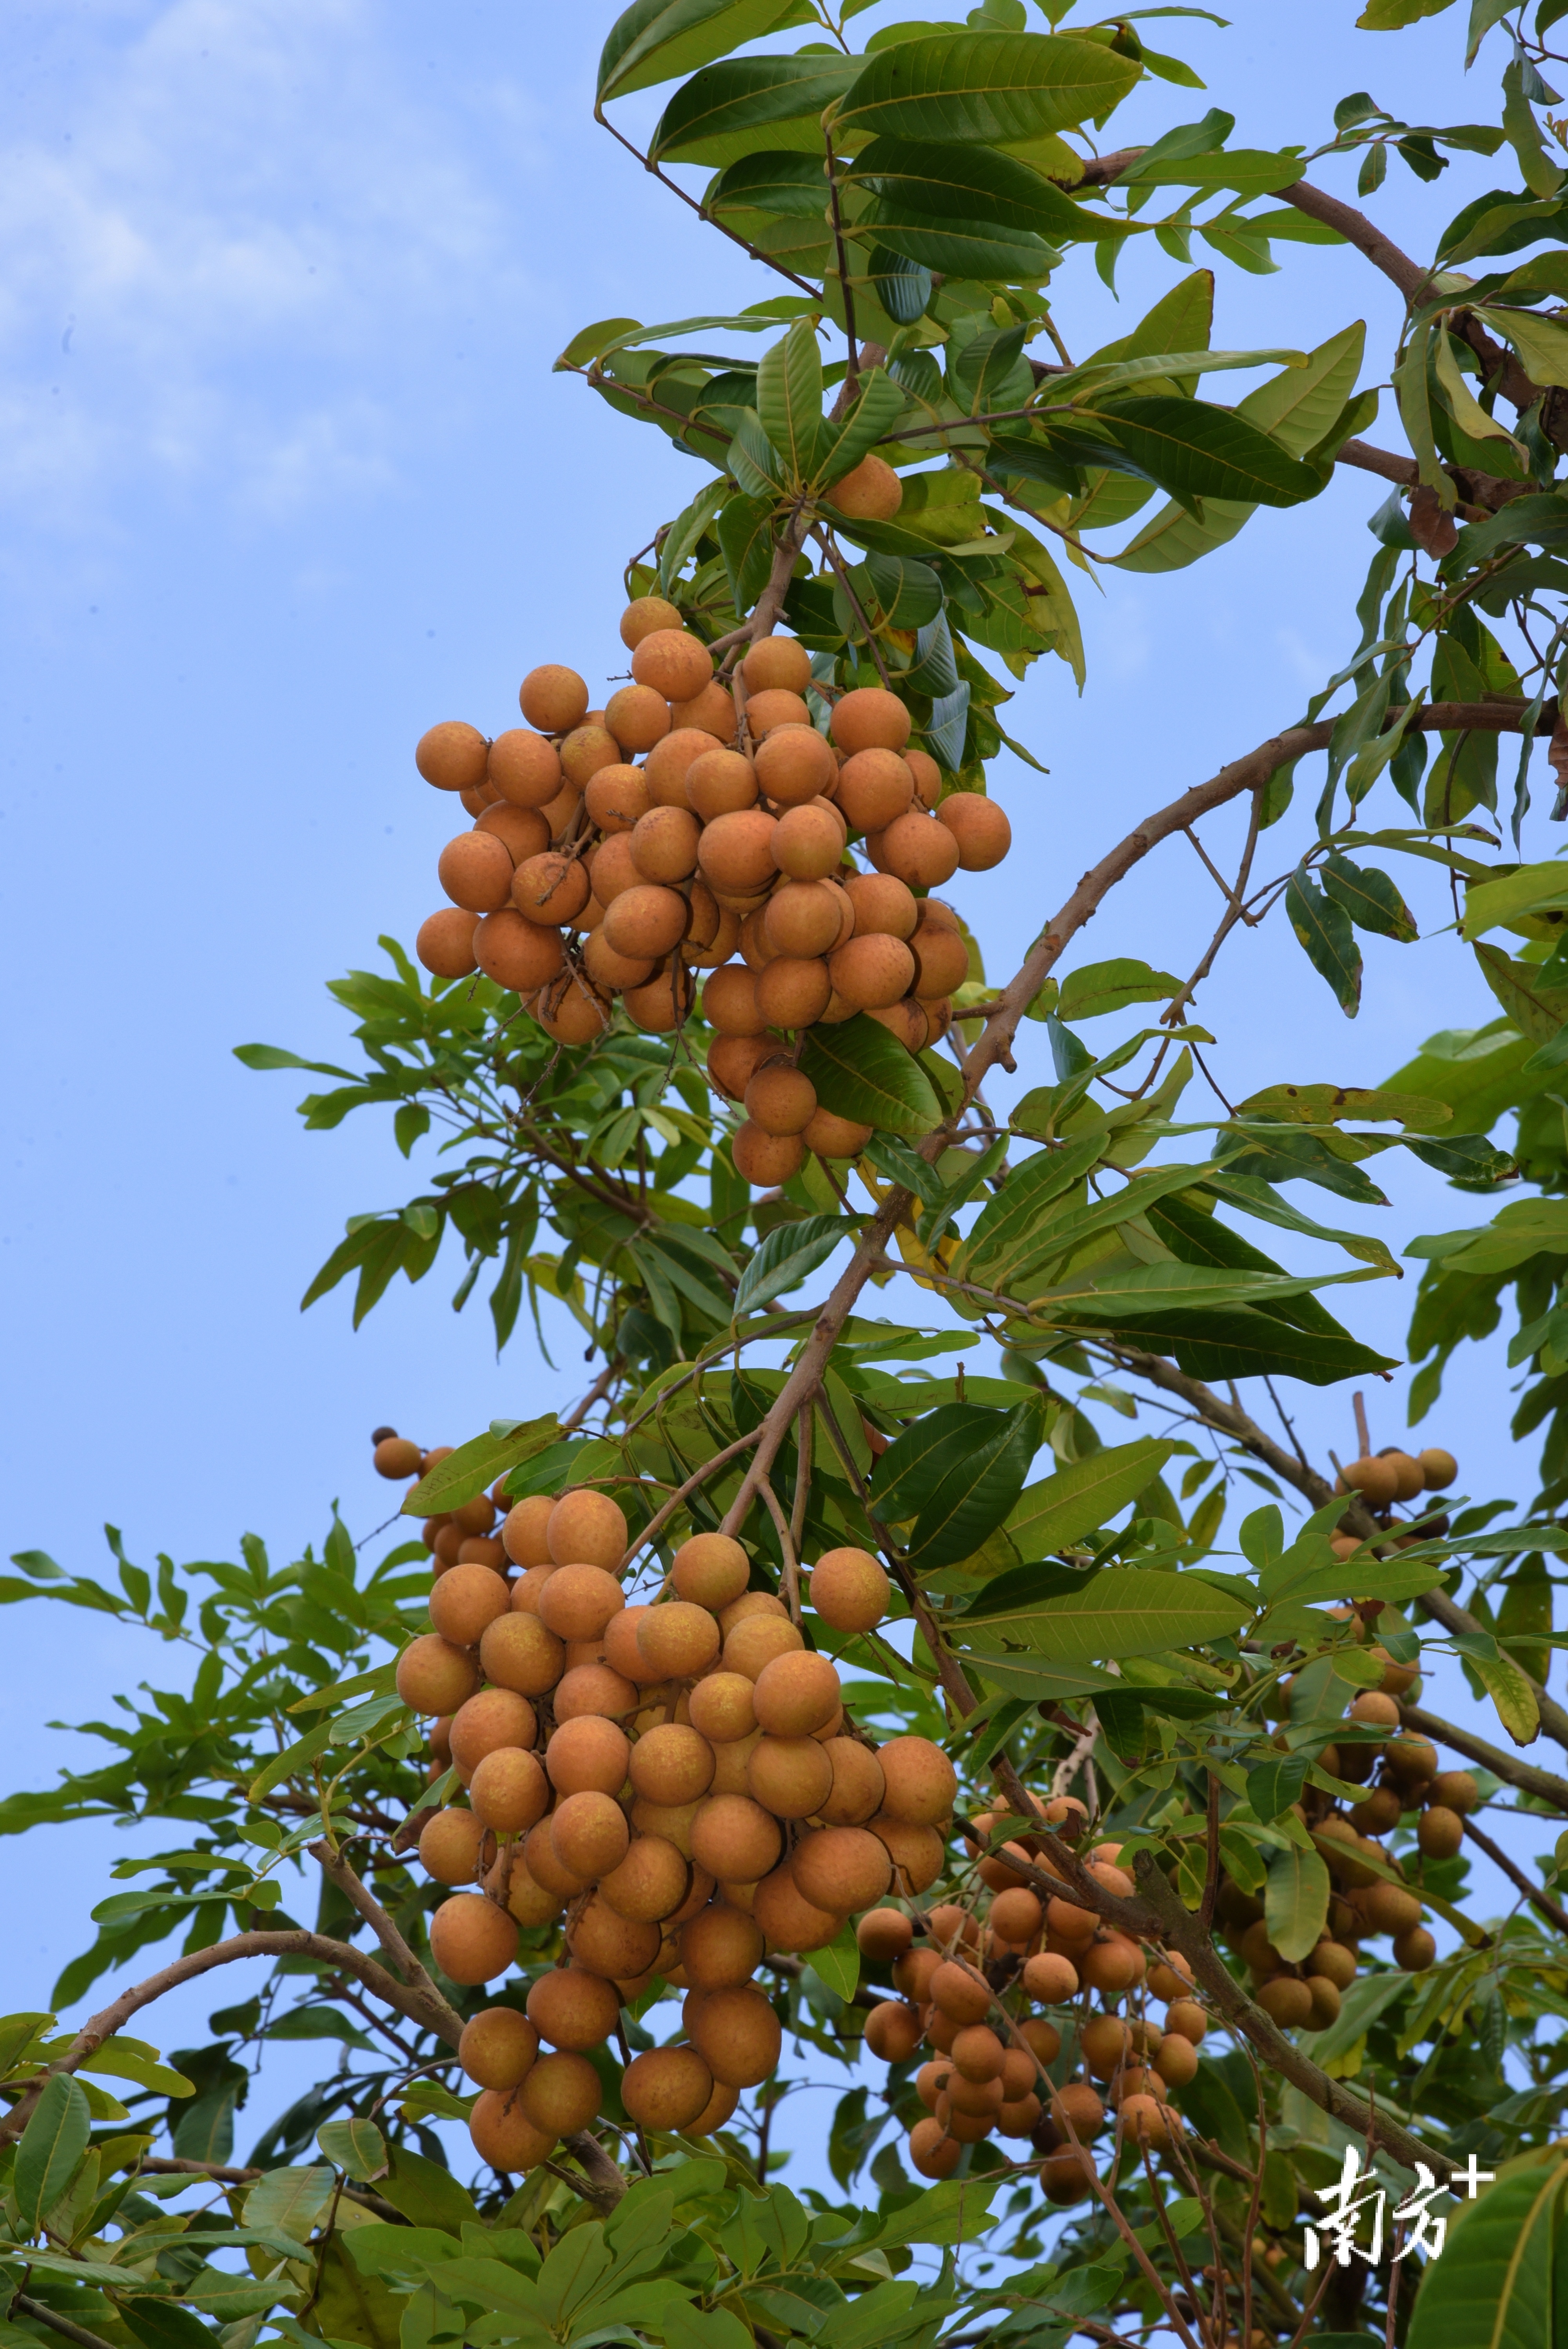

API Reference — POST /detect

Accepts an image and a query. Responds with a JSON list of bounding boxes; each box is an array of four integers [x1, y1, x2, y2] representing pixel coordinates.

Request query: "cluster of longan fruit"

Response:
[[856, 1797, 1210, 2201], [410, 595, 1013, 1187], [1330, 1443, 1457, 1554], [383, 1437, 958, 2175]]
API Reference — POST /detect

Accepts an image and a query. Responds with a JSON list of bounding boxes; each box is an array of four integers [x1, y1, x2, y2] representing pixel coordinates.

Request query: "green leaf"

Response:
[[1087, 394, 1324, 508], [717, 491, 779, 614], [116, 2300, 221, 2349], [905, 1399, 1043, 1571], [1461, 858, 1568, 939], [1472, 942, 1568, 1046], [650, 54, 859, 165], [1005, 1439, 1178, 1558], [799, 1014, 942, 1137], [953, 1130, 1107, 1288], [756, 318, 828, 484], [402, 1414, 559, 1516], [1405, 2148, 1566, 2349], [379, 2144, 481, 2236], [847, 136, 1092, 244], [1247, 1754, 1308, 1821], [874, 1403, 1010, 1524], [817, 368, 910, 489], [1265, 1844, 1331, 1962], [244, 2165, 337, 2244], [735, 1215, 851, 1316], [318, 2117, 389, 2182], [599, 0, 806, 102], [233, 1044, 355, 1079], [835, 32, 1141, 146], [1321, 852, 1419, 942], [965, 1565, 1251, 1659], [15, 2073, 91, 2229], [870, 2175, 1002, 2249], [1058, 958, 1182, 1020], [1474, 1649, 1541, 1745], [1286, 867, 1363, 1016], [805, 1922, 861, 2003]]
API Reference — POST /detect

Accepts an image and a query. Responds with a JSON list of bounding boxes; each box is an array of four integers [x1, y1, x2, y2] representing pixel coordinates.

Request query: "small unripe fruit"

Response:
[[430, 1892, 518, 1985], [418, 1808, 490, 1887], [808, 1548, 889, 1634]]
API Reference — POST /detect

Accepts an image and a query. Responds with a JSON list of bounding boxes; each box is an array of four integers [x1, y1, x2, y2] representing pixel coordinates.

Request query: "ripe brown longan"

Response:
[[631, 805, 701, 884], [804, 1107, 873, 1158], [373, 1433, 422, 1480], [551, 1789, 631, 1879], [865, 2001, 924, 2062], [599, 1834, 691, 1923], [755, 955, 832, 1031], [699, 808, 779, 895], [877, 1736, 958, 1826], [792, 1825, 893, 1914], [520, 2048, 602, 2138], [837, 750, 915, 834], [534, 968, 611, 1047], [671, 1533, 750, 1610], [439, 831, 515, 913], [418, 1808, 490, 1886], [584, 764, 651, 833], [559, 724, 620, 790], [416, 908, 480, 978], [418, 720, 490, 792], [601, 883, 690, 963], [753, 1650, 841, 1737], [686, 748, 758, 821], [488, 730, 563, 810], [1338, 1455, 1401, 1508], [911, 922, 969, 1000], [688, 1982, 781, 2086], [682, 1902, 765, 1988], [459, 2007, 539, 2091], [937, 794, 1011, 870], [637, 1600, 722, 1679], [748, 1735, 834, 1819], [817, 1739, 885, 1827], [500, 1496, 553, 1568], [724, 1612, 804, 1678], [690, 1793, 782, 1884], [809, 1547, 889, 1633], [744, 688, 812, 737], [469, 2089, 555, 2173], [526, 1966, 621, 2051], [450, 1689, 537, 1779], [545, 1714, 631, 1797], [1419, 1447, 1458, 1489], [754, 725, 837, 808], [826, 454, 903, 521], [688, 1672, 758, 1744], [771, 804, 844, 882], [765, 879, 842, 958], [880, 812, 961, 890], [568, 1897, 661, 1984], [742, 637, 812, 695], [397, 1634, 480, 1716], [624, 962, 695, 1034], [622, 2045, 713, 2131], [430, 1892, 519, 1985], [745, 1063, 818, 1137], [535, 1563, 624, 1644], [521, 665, 590, 734], [512, 851, 590, 928], [473, 909, 566, 994], [831, 688, 911, 756], [632, 629, 713, 704], [631, 1725, 717, 1807], [829, 933, 915, 1011], [702, 964, 766, 1037], [469, 1748, 550, 1837], [549, 1487, 631, 1567], [621, 596, 684, 649]]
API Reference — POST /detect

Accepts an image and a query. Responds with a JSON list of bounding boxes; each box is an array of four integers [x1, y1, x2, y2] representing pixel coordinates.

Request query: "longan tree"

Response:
[[14, 4, 1568, 2347]]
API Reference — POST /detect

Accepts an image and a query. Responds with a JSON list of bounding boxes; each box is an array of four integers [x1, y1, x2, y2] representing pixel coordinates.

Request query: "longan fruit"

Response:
[[621, 596, 684, 649], [877, 1736, 958, 1827], [522, 1816, 588, 1899], [867, 1000, 927, 1051], [682, 1901, 765, 1989], [690, 1792, 782, 1884], [588, 832, 640, 906], [831, 687, 910, 756], [1021, 1950, 1078, 2004], [911, 922, 969, 1000], [373, 1434, 422, 1480], [1338, 1454, 1400, 1508], [473, 909, 565, 993], [517, 2047, 601, 2138], [605, 683, 671, 754], [416, 908, 481, 978], [450, 1688, 537, 1779], [771, 803, 844, 882], [670, 676, 737, 738], [938, 793, 1011, 870], [568, 1897, 661, 1984], [907, 2117, 961, 2181], [865, 2001, 924, 2063], [418, 719, 490, 792], [880, 811, 961, 889], [840, 877, 915, 949], [546, 1714, 631, 1797], [1386, 1733, 1437, 1782], [742, 637, 811, 694], [551, 1789, 631, 1879], [850, 1911, 908, 1971], [808, 1547, 889, 1634], [631, 1724, 717, 1807], [720, 1591, 788, 1633], [418, 1808, 490, 1886], [526, 1964, 620, 2051], [469, 2088, 556, 2172], [688, 1982, 782, 2087], [584, 764, 651, 833], [804, 1106, 873, 1158], [744, 1063, 817, 1137], [537, 1563, 625, 1642], [733, 1120, 807, 1187], [633, 629, 713, 703], [631, 1795, 701, 1857], [599, 883, 687, 963], [906, 747, 942, 809], [990, 1886, 1044, 1944], [685, 747, 758, 821], [599, 1833, 690, 1923], [1432, 1770, 1479, 1813], [670, 1533, 750, 1611], [1255, 1976, 1314, 2028], [702, 964, 765, 1037], [764, 879, 842, 958], [739, 906, 779, 970], [699, 808, 779, 895], [397, 1634, 481, 1716], [554, 1663, 638, 1719], [469, 1747, 550, 1837], [749, 1863, 840, 1955], [452, 1491, 498, 1538], [837, 749, 915, 834], [624, 960, 695, 1033], [637, 1600, 722, 1679], [1419, 1447, 1458, 1489], [599, 1606, 665, 1689], [582, 931, 655, 993], [521, 665, 590, 734], [1306, 1975, 1342, 2029], [826, 453, 903, 521], [816, 1739, 885, 1828], [619, 2044, 711, 2133], [430, 1891, 519, 1986], [754, 956, 833, 1032], [1394, 1923, 1437, 1970], [687, 1671, 758, 1744], [746, 687, 812, 737], [747, 1735, 834, 1820], [1349, 1689, 1400, 1728], [439, 831, 514, 913], [512, 851, 589, 928], [631, 805, 701, 884], [828, 933, 915, 1011], [754, 723, 837, 807], [459, 2007, 539, 2092], [1377, 1447, 1426, 1501], [793, 1824, 893, 1915], [753, 1650, 841, 1738], [724, 1612, 804, 1678]]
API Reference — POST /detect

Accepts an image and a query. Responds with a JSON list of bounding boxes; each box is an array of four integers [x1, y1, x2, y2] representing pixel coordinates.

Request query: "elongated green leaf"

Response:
[[15, 2073, 91, 2229], [817, 368, 909, 490], [799, 1014, 941, 1137], [735, 1215, 851, 1316], [319, 2117, 388, 2182], [874, 1403, 1008, 1525], [1005, 1439, 1178, 1558], [1234, 1082, 1451, 1130], [952, 1131, 1107, 1287], [248, 1718, 334, 1801], [244, 2166, 338, 2243], [1058, 958, 1181, 1021], [717, 490, 778, 613], [955, 1650, 1121, 1700], [1473, 942, 1568, 1046], [757, 318, 827, 484], [1088, 394, 1323, 508], [836, 32, 1140, 145], [862, 211, 1060, 281], [847, 137, 1092, 242], [805, 1922, 860, 2004], [1044, 1260, 1379, 1321], [402, 1414, 558, 1516], [1321, 851, 1419, 941], [1461, 858, 1568, 938], [983, 1567, 1252, 1660], [1000, 1160, 1218, 1301], [906, 1400, 1042, 1572], [1405, 2148, 1565, 2349], [705, 150, 828, 221], [650, 55, 859, 165], [116, 2300, 222, 2349], [599, 0, 805, 102], [1475, 1649, 1541, 1744], [1286, 867, 1363, 1016], [1265, 1844, 1331, 1962]]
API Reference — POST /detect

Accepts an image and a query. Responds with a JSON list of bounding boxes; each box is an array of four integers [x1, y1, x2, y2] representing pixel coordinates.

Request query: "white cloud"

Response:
[[0, 0, 536, 524]]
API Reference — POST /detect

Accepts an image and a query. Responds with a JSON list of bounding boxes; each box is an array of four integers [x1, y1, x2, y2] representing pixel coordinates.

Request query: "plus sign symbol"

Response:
[[1449, 2155, 1496, 2200]]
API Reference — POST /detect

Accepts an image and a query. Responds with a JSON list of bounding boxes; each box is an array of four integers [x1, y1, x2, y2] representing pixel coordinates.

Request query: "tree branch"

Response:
[[562, 2129, 628, 2208], [1399, 1701, 1568, 1808], [12, 2296, 118, 2349], [1463, 1814, 1568, 1934], [309, 1839, 461, 2036]]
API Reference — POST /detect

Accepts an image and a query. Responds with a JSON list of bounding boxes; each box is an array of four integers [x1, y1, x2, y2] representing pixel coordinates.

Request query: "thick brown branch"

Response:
[[1400, 1701, 1568, 1808], [309, 1839, 462, 2037], [1463, 1814, 1568, 1933], [0, 1929, 462, 2145], [1338, 437, 1536, 516], [561, 2129, 628, 2207]]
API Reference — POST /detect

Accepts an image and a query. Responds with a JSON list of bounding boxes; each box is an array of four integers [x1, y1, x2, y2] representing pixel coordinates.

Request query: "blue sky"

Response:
[[2, 0, 1559, 2151]]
